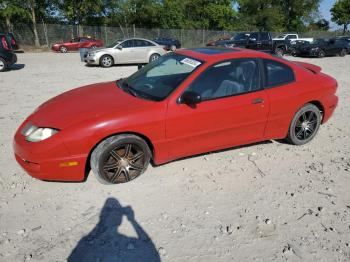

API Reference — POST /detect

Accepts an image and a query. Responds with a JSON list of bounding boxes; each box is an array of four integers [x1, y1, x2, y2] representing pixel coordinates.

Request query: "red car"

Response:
[[51, 37, 103, 53], [13, 48, 338, 184]]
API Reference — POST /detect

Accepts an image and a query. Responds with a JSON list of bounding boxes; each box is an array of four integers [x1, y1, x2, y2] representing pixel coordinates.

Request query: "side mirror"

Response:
[[181, 91, 201, 105], [249, 37, 256, 42], [137, 64, 144, 70], [116, 45, 122, 50]]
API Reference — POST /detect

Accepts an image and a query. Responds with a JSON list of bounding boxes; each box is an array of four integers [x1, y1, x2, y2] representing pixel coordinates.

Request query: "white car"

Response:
[[273, 34, 313, 44], [85, 38, 167, 67]]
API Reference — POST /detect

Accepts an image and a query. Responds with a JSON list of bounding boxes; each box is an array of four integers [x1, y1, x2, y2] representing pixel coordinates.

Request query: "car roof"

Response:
[[176, 47, 272, 62], [123, 38, 159, 45]]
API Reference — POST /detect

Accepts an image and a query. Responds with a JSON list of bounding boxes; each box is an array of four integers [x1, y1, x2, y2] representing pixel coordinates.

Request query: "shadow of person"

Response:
[[68, 198, 160, 262]]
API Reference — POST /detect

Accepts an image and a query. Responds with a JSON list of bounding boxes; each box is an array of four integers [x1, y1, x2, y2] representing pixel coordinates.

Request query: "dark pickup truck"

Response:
[[222, 32, 288, 56]]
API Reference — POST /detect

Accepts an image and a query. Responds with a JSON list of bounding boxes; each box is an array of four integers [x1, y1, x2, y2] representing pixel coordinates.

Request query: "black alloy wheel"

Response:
[[286, 103, 322, 145], [318, 50, 326, 58]]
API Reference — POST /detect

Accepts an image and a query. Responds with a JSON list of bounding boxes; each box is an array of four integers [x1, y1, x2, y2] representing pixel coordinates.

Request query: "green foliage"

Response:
[[0, 0, 333, 33], [236, 0, 285, 31], [331, 0, 350, 34]]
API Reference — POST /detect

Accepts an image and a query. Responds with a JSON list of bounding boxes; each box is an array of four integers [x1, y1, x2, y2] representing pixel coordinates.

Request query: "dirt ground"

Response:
[[0, 52, 349, 262]]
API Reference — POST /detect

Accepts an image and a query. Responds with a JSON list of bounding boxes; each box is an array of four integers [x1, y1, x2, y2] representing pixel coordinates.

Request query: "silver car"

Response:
[[85, 38, 167, 67]]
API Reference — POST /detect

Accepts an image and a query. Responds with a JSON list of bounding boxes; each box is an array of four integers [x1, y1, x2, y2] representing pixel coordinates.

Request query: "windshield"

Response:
[[118, 53, 203, 101], [311, 39, 324, 45], [107, 39, 123, 48], [233, 33, 249, 41]]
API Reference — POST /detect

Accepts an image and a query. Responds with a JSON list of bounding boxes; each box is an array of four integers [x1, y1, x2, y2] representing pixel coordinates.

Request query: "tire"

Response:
[[100, 55, 114, 68], [90, 134, 151, 184], [149, 53, 161, 63], [59, 46, 68, 53], [0, 58, 6, 72], [318, 50, 326, 58], [286, 103, 322, 145], [339, 48, 347, 57], [275, 47, 284, 57]]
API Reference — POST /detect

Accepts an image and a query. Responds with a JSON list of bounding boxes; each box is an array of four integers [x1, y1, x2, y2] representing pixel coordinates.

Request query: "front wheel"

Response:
[[59, 46, 68, 53], [90, 135, 151, 184], [286, 104, 322, 145], [100, 55, 114, 68], [0, 58, 6, 72], [318, 50, 326, 58], [149, 53, 160, 63]]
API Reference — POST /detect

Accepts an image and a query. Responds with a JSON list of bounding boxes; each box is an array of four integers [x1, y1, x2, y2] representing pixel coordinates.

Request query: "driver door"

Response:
[[165, 59, 269, 160], [115, 39, 135, 64]]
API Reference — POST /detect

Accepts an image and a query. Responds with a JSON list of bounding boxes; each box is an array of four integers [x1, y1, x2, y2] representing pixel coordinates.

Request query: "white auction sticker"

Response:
[[180, 58, 201, 68]]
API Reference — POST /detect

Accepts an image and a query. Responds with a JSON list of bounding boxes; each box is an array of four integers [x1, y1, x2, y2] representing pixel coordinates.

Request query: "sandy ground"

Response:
[[0, 52, 349, 262]]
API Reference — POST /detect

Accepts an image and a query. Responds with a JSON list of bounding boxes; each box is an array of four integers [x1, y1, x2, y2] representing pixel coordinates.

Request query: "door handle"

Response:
[[252, 98, 264, 104]]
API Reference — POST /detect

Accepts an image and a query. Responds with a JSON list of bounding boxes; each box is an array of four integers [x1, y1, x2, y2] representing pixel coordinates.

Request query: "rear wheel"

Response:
[[339, 48, 347, 57], [59, 46, 68, 53], [90, 135, 151, 184], [318, 50, 326, 58], [100, 55, 114, 68], [0, 58, 6, 72], [149, 53, 160, 63], [286, 104, 322, 145]]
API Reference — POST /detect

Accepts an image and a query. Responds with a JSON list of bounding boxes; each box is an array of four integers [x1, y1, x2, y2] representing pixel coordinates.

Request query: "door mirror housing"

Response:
[[181, 91, 202, 105], [116, 45, 122, 50]]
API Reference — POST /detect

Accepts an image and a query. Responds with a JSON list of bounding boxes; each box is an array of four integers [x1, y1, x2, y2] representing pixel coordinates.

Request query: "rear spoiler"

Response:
[[293, 61, 322, 74]]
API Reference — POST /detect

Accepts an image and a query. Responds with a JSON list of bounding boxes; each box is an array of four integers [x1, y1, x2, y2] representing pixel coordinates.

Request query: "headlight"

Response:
[[21, 123, 59, 142], [88, 51, 98, 56], [310, 47, 318, 51]]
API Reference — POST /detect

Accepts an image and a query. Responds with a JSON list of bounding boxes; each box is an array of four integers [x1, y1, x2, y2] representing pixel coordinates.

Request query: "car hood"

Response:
[[30, 81, 152, 129], [90, 47, 114, 53]]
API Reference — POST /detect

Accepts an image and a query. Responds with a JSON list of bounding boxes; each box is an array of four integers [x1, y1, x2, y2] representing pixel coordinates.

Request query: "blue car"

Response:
[[153, 37, 181, 51]]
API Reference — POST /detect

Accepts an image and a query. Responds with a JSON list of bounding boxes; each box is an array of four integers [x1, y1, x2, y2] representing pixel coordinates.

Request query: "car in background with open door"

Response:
[[0, 33, 17, 72]]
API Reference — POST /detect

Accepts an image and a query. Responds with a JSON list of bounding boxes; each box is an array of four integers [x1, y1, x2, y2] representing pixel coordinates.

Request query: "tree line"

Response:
[[0, 0, 349, 46]]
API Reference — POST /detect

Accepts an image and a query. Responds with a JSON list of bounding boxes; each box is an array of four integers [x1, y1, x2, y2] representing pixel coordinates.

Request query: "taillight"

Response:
[[1, 37, 10, 50]]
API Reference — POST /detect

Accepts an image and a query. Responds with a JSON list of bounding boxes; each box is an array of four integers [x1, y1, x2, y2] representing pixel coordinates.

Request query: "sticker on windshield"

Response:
[[180, 58, 201, 68]]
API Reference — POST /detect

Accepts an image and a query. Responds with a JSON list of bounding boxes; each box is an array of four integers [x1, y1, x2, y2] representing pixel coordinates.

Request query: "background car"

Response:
[[336, 36, 350, 54], [51, 37, 104, 53], [206, 35, 231, 46], [293, 38, 348, 58], [14, 48, 338, 184], [85, 38, 167, 67], [0, 34, 17, 72], [153, 37, 181, 51]]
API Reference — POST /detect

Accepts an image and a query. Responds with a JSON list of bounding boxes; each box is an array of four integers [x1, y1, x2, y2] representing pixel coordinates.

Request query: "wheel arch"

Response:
[[301, 100, 325, 123], [84, 131, 155, 180]]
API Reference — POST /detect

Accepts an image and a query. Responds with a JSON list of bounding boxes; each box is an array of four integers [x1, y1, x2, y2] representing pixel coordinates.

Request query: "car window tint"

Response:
[[120, 40, 133, 48], [264, 59, 294, 88], [250, 32, 259, 40], [260, 33, 270, 41], [80, 38, 89, 42], [287, 35, 297, 39], [188, 59, 260, 100]]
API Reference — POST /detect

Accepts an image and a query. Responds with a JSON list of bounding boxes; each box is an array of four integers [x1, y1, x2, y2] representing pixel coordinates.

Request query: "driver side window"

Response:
[[120, 40, 133, 48], [187, 59, 260, 101]]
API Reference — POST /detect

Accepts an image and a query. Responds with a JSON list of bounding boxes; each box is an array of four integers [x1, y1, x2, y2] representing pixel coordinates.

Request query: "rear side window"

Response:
[[260, 33, 270, 41], [264, 59, 294, 88]]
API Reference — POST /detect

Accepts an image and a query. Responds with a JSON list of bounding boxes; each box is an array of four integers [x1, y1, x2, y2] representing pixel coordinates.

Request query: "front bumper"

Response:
[[13, 123, 87, 182], [85, 54, 99, 65]]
